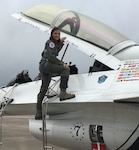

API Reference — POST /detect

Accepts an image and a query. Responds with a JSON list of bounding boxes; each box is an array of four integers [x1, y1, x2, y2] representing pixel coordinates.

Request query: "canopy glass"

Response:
[[23, 4, 129, 50]]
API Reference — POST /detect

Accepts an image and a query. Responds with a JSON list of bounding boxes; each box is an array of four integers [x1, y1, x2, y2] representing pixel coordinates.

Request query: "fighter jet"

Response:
[[0, 4, 139, 150]]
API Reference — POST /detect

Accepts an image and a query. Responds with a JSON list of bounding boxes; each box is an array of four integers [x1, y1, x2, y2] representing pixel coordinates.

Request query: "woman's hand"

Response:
[[61, 37, 66, 42], [63, 63, 70, 70]]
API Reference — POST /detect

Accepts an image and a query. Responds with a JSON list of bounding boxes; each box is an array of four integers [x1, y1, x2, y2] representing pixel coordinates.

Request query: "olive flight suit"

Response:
[[36, 40, 72, 112]]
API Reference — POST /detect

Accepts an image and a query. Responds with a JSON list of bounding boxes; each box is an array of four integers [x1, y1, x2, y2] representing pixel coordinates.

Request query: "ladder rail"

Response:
[[42, 95, 53, 150], [42, 96, 48, 150]]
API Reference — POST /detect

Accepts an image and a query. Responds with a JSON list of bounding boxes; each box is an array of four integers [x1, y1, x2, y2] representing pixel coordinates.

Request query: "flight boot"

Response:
[[35, 110, 42, 120], [59, 90, 75, 101]]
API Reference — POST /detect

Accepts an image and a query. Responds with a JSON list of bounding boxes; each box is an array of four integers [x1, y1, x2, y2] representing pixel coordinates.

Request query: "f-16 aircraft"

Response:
[[0, 4, 139, 150]]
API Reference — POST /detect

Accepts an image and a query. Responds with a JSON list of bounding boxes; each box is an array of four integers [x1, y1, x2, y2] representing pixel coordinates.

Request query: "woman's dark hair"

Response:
[[50, 27, 60, 41], [44, 27, 61, 49]]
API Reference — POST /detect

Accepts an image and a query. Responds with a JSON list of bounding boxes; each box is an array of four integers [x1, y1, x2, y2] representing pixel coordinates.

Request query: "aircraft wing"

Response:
[[12, 4, 131, 70]]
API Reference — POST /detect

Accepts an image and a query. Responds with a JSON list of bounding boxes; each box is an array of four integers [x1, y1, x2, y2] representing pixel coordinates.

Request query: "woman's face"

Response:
[[52, 29, 60, 41]]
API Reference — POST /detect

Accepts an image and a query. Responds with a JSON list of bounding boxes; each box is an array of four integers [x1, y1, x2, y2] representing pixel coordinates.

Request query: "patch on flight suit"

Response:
[[49, 42, 55, 48]]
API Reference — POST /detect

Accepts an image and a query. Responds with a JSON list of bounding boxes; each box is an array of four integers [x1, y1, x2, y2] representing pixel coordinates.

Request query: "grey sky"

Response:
[[0, 0, 139, 87]]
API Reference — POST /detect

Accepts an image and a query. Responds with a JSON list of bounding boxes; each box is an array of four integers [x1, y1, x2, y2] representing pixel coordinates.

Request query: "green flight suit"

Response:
[[36, 39, 69, 111]]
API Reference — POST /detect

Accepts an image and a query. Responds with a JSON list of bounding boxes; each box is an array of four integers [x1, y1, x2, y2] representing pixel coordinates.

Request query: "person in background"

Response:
[[35, 27, 75, 120]]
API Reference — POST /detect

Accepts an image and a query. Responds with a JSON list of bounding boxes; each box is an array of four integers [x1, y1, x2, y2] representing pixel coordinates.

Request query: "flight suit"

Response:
[[36, 39, 73, 112]]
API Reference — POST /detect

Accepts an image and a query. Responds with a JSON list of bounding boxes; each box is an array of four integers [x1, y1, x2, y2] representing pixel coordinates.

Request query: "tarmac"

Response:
[[0, 115, 68, 150]]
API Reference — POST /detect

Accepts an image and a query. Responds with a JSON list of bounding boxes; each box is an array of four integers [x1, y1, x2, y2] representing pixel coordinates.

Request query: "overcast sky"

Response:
[[0, 0, 139, 87]]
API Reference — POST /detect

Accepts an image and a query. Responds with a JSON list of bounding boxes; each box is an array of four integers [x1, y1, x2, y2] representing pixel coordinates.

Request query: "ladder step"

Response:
[[42, 115, 49, 119], [46, 115, 49, 119], [44, 145, 53, 149]]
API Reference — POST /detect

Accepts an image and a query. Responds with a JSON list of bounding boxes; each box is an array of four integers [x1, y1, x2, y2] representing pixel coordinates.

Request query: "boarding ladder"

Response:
[[0, 96, 13, 149], [0, 84, 17, 149], [42, 96, 52, 150], [42, 78, 60, 150]]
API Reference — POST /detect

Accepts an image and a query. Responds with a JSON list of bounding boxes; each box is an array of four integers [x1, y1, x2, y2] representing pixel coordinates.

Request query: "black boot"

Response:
[[35, 110, 42, 120]]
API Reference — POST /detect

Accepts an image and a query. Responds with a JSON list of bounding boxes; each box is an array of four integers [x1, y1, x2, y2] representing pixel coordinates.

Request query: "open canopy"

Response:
[[23, 4, 128, 51]]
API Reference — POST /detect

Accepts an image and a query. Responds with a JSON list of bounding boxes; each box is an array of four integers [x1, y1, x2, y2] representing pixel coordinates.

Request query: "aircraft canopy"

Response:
[[23, 4, 129, 50]]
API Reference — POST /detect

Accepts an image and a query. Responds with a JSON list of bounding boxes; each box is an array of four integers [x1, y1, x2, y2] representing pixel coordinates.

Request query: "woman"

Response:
[[35, 27, 75, 120]]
